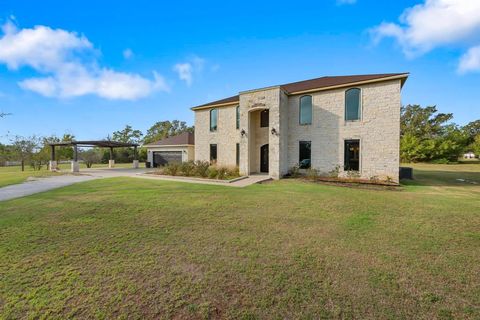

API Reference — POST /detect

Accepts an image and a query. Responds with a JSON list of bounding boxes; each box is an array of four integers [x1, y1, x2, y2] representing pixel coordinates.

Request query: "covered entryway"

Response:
[[152, 151, 182, 167], [260, 144, 269, 173]]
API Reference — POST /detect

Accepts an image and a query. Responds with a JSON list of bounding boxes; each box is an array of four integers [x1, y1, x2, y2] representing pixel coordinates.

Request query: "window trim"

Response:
[[344, 88, 362, 122], [299, 140, 312, 169], [210, 108, 218, 132], [344, 139, 361, 172], [299, 95, 313, 126]]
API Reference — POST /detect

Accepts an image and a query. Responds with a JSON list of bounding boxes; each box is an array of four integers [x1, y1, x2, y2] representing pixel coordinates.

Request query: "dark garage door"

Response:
[[153, 151, 182, 167]]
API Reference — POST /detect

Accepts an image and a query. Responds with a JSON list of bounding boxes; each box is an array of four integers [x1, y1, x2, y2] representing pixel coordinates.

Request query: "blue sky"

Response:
[[0, 0, 479, 142]]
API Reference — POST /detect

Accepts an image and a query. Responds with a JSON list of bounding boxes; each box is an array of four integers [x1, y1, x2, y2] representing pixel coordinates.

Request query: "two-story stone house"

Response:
[[192, 73, 409, 182]]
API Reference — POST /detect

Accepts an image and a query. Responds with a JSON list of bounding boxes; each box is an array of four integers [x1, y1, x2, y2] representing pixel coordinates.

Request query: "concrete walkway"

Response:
[[0, 175, 97, 202], [0, 168, 271, 202]]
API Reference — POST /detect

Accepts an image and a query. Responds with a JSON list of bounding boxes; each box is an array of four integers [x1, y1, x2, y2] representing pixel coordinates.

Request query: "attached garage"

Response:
[[143, 132, 195, 167]]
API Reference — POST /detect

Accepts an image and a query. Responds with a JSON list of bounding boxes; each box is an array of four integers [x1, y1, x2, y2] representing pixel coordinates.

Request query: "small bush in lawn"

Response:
[[163, 162, 181, 176], [180, 161, 195, 176], [305, 167, 319, 181], [208, 166, 218, 179], [194, 161, 210, 177]]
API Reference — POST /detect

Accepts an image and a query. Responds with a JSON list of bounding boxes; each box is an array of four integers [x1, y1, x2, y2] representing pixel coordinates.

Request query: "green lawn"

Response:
[[0, 164, 479, 319], [0, 162, 142, 188]]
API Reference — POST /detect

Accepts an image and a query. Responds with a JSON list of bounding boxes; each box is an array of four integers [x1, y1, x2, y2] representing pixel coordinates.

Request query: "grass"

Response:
[[0, 163, 479, 319], [0, 162, 142, 188]]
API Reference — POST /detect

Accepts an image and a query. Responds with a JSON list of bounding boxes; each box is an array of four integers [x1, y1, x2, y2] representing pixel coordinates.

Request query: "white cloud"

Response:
[[173, 62, 193, 86], [337, 0, 356, 5], [371, 0, 480, 56], [123, 48, 133, 59], [371, 0, 480, 73], [458, 45, 480, 73], [0, 20, 169, 100], [173, 55, 206, 86]]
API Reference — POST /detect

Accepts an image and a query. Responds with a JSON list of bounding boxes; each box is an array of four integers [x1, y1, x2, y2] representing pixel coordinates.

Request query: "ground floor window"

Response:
[[210, 144, 217, 163], [344, 139, 360, 171], [236, 143, 240, 166], [299, 141, 311, 169]]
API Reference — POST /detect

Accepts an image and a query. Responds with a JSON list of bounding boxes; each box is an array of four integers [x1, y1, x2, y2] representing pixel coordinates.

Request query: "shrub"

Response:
[[216, 166, 229, 180], [288, 165, 301, 178], [345, 170, 361, 179], [180, 161, 195, 176], [208, 166, 218, 179], [328, 165, 340, 178], [163, 162, 181, 176], [194, 161, 210, 177]]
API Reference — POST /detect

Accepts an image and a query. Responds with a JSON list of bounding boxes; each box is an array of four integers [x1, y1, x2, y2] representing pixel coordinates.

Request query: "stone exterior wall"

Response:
[[194, 105, 240, 167], [194, 79, 402, 182], [286, 79, 401, 182]]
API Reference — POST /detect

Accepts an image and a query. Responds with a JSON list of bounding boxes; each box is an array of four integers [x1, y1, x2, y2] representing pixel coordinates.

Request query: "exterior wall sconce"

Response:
[[271, 128, 278, 136], [241, 129, 246, 137]]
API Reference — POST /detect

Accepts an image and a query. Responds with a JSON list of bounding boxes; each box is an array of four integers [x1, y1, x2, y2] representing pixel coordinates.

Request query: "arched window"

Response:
[[299, 95, 312, 125], [236, 106, 240, 129], [345, 88, 361, 121], [210, 108, 218, 132]]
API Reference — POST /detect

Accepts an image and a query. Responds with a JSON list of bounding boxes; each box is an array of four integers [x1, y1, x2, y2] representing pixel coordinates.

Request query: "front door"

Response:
[[260, 144, 269, 173]]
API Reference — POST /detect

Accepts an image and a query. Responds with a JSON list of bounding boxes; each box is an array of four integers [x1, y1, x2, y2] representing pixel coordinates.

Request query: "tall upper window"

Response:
[[345, 88, 361, 121], [210, 108, 218, 131], [344, 140, 360, 171], [236, 106, 240, 129], [299, 141, 311, 169], [260, 109, 269, 127], [299, 95, 312, 125]]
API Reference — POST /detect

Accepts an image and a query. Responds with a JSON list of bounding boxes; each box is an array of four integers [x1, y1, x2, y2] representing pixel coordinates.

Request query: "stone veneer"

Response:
[[194, 79, 402, 182]]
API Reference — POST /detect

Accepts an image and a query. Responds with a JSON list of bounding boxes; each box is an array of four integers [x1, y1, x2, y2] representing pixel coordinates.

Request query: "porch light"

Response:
[[241, 129, 246, 137], [271, 128, 278, 136]]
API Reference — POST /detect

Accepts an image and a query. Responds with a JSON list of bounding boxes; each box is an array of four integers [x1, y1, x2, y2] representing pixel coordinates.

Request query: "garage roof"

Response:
[[144, 132, 194, 146]]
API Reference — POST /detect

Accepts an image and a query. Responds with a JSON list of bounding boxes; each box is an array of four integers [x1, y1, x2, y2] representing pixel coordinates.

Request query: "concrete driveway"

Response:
[[0, 167, 270, 202]]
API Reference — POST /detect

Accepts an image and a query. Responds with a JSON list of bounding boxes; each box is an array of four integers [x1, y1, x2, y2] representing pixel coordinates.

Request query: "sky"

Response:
[[0, 0, 479, 143]]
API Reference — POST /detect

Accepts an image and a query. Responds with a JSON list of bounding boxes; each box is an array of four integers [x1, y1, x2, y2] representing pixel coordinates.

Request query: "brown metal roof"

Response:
[[192, 73, 408, 109], [145, 131, 194, 146]]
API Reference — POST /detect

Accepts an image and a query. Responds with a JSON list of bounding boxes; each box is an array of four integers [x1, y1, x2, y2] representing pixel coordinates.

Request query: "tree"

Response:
[[112, 125, 143, 144], [10, 136, 39, 171], [143, 120, 193, 144], [470, 135, 480, 157], [400, 105, 468, 162], [463, 120, 480, 144], [81, 148, 102, 168]]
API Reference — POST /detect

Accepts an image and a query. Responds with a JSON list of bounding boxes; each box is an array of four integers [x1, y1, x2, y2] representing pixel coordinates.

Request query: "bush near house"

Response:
[[154, 160, 240, 180]]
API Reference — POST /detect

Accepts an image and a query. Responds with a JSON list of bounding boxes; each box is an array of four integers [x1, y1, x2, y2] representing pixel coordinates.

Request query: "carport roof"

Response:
[[144, 132, 194, 147]]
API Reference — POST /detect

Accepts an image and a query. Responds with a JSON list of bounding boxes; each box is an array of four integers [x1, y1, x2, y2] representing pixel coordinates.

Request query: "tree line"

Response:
[[401, 105, 479, 163], [0, 120, 193, 171]]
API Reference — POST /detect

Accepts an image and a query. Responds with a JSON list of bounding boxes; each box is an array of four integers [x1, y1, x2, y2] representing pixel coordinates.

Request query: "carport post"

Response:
[[49, 145, 57, 171], [108, 147, 115, 168], [71, 144, 79, 173], [132, 146, 139, 168]]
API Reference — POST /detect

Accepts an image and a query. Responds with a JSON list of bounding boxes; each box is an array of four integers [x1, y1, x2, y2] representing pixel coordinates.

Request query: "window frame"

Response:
[[210, 144, 217, 163], [210, 108, 218, 132], [344, 139, 360, 171], [299, 95, 313, 125], [299, 141, 312, 169], [344, 88, 362, 122]]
